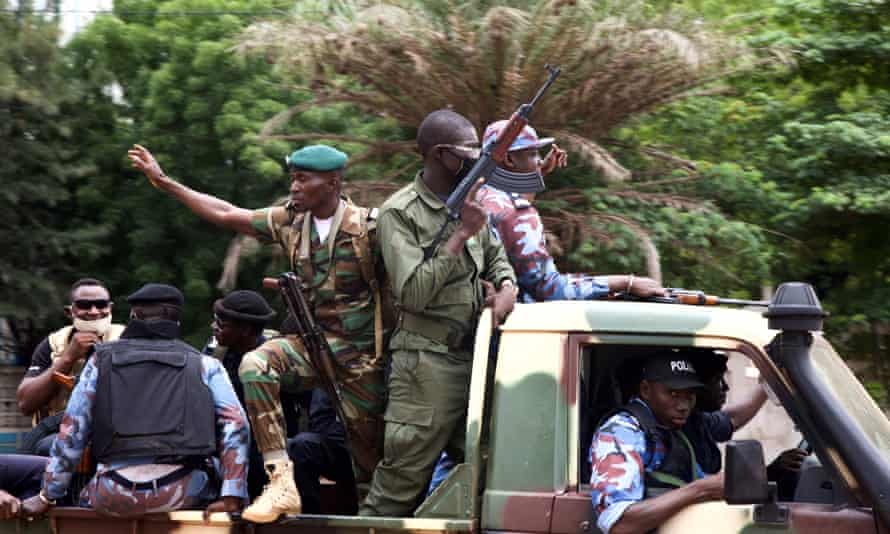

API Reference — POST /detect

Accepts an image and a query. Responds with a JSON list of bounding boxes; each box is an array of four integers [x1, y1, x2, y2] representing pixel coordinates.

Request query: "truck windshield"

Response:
[[811, 335, 890, 457]]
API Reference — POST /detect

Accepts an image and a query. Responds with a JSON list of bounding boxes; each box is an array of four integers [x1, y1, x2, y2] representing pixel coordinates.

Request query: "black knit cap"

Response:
[[214, 290, 275, 325], [126, 283, 185, 307]]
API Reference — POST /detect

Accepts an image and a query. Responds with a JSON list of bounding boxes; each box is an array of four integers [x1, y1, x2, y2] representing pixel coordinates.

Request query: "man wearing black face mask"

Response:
[[360, 109, 517, 516], [16, 278, 126, 456], [475, 121, 665, 303]]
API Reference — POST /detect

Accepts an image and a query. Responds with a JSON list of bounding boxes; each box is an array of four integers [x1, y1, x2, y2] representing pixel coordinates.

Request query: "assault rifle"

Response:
[[619, 287, 768, 307], [263, 273, 348, 435], [665, 288, 768, 307], [264, 273, 379, 479], [423, 64, 561, 260]]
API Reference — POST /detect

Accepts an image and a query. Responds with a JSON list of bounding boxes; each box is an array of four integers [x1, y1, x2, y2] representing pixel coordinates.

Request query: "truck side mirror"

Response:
[[725, 440, 769, 504]]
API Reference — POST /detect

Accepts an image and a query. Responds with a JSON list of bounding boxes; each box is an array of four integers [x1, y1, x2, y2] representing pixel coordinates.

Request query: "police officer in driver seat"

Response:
[[589, 351, 724, 534], [22, 283, 249, 519]]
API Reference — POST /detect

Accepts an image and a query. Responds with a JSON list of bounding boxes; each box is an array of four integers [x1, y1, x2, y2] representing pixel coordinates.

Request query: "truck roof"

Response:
[[501, 300, 777, 346]]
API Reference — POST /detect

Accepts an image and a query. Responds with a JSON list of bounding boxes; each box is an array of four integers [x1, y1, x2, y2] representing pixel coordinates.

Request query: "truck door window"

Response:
[[578, 345, 802, 494]]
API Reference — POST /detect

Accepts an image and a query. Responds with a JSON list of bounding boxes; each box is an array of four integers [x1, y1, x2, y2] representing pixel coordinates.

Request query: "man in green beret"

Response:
[[128, 144, 388, 522]]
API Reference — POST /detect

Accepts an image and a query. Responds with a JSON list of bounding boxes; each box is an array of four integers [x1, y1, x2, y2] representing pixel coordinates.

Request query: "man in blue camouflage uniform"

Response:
[[21, 284, 249, 519], [589, 352, 723, 534], [476, 120, 664, 302]]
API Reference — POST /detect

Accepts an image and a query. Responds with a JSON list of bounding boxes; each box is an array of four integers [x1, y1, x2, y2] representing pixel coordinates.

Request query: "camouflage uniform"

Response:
[[240, 200, 386, 481], [589, 398, 704, 534], [360, 173, 515, 516], [476, 185, 610, 302], [40, 349, 249, 517]]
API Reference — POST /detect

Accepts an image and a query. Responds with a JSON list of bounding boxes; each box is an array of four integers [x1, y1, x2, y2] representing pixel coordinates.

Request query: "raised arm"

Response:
[[724, 383, 768, 431], [127, 144, 256, 237], [17, 335, 95, 416], [378, 209, 462, 313]]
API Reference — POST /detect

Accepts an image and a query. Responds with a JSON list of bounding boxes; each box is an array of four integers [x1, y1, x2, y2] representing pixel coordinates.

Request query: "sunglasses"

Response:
[[73, 299, 111, 311], [434, 143, 481, 160]]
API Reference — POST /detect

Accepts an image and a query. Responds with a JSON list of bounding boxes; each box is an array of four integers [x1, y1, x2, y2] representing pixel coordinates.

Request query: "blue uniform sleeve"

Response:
[[484, 197, 610, 302], [43, 357, 98, 500], [202, 356, 250, 499], [589, 413, 649, 534]]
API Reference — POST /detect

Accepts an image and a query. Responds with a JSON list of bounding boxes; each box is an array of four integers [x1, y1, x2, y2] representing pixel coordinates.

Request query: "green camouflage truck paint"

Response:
[[4, 299, 889, 534]]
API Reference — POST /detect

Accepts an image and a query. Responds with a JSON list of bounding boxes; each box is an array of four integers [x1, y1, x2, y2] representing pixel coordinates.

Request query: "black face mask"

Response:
[[454, 156, 479, 182]]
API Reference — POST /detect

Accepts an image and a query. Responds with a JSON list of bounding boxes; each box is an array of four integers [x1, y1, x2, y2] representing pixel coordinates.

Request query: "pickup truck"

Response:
[[5, 281, 890, 534]]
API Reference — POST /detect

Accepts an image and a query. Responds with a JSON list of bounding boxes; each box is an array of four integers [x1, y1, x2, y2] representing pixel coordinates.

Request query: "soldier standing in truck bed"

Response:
[[128, 144, 387, 523], [360, 109, 517, 517]]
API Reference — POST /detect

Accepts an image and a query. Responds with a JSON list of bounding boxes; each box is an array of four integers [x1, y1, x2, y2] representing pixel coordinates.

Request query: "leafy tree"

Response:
[[0, 1, 111, 355], [66, 0, 306, 346], [238, 0, 777, 295]]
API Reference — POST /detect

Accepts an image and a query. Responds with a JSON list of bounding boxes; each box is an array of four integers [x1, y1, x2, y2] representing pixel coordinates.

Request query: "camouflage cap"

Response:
[[483, 120, 555, 152], [286, 145, 348, 172]]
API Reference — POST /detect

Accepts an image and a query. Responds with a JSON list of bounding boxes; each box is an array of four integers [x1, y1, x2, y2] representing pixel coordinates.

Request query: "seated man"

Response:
[[20, 283, 249, 519], [288, 389, 355, 515], [17, 278, 125, 456], [689, 352, 807, 499], [206, 290, 350, 508], [589, 352, 723, 534]]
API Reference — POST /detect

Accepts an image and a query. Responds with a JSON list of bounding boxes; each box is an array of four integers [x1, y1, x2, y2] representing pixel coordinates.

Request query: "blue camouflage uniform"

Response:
[[589, 398, 704, 534], [476, 185, 610, 302], [41, 353, 249, 517]]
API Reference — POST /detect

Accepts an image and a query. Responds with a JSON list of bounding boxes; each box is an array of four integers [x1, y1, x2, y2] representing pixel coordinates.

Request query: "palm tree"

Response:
[[223, 0, 780, 288]]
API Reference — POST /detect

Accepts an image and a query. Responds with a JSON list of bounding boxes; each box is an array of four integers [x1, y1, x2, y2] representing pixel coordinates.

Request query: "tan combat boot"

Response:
[[241, 458, 302, 523]]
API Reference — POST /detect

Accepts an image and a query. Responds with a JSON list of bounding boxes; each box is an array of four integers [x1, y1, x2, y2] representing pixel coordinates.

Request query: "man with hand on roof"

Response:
[[476, 120, 664, 302]]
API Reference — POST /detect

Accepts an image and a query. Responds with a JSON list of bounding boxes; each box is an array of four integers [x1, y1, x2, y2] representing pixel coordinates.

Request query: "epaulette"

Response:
[[509, 192, 532, 210]]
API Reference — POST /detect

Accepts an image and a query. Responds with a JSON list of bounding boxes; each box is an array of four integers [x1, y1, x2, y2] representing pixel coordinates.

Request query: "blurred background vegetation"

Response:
[[3, 0, 890, 403]]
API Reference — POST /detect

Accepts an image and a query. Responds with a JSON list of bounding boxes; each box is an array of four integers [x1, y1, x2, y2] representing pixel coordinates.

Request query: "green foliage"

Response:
[[0, 2, 111, 333], [64, 0, 302, 346]]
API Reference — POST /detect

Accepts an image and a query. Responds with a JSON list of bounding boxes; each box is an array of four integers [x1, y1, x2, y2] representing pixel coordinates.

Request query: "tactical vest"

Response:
[[609, 401, 700, 498], [91, 338, 216, 463], [290, 200, 395, 361], [39, 324, 126, 424]]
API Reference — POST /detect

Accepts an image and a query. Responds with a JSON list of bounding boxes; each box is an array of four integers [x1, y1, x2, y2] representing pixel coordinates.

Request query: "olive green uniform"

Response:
[[360, 173, 515, 516], [239, 200, 386, 481]]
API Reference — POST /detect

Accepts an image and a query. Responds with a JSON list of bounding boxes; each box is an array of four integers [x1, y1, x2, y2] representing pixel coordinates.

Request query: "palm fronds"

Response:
[[239, 0, 776, 174]]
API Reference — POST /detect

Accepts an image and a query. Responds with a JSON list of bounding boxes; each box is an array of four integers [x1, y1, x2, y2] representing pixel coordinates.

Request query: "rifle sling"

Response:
[[297, 200, 347, 287]]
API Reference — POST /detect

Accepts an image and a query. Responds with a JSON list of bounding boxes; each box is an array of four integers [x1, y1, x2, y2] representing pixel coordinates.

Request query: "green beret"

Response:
[[286, 145, 348, 172]]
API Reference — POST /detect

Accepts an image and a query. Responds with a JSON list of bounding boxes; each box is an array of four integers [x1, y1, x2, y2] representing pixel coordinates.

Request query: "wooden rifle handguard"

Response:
[[51, 371, 76, 390]]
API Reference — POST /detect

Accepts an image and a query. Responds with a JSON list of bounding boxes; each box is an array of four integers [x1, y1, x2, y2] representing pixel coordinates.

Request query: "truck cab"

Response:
[[9, 282, 890, 533]]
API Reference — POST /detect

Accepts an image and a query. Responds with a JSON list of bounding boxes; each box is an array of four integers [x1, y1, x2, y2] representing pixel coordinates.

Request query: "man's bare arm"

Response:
[[128, 144, 256, 236], [725, 385, 768, 431], [610, 474, 724, 534], [16, 334, 95, 415]]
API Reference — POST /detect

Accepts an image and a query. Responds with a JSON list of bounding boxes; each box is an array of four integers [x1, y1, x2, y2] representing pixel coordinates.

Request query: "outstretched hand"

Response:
[[539, 144, 568, 176], [127, 144, 170, 190]]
